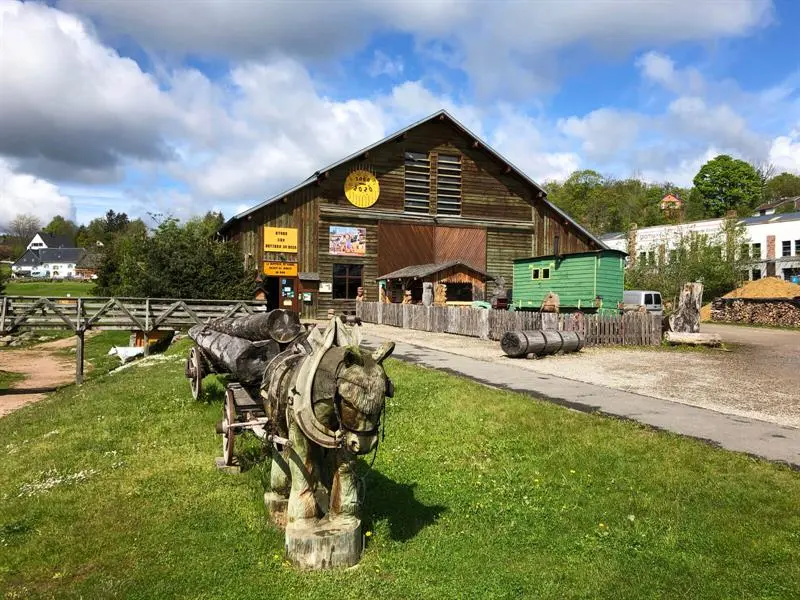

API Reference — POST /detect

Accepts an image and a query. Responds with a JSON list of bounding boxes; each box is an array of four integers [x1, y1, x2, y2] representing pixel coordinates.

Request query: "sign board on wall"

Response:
[[344, 170, 380, 208], [264, 227, 298, 253], [263, 261, 298, 277], [329, 226, 366, 256], [320, 282, 332, 293]]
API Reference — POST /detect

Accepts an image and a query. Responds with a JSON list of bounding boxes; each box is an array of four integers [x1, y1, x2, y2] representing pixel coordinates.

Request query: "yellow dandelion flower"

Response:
[[365, 531, 373, 537]]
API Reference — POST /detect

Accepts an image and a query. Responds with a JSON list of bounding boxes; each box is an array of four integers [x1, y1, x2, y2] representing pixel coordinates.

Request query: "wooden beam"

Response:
[[471, 141, 480, 149]]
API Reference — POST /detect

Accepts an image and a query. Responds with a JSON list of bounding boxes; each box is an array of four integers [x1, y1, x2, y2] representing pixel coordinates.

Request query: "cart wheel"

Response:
[[189, 346, 204, 401], [221, 388, 236, 466]]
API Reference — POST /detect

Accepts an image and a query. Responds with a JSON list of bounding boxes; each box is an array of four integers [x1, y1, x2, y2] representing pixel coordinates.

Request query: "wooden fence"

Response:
[[0, 296, 270, 384], [356, 302, 662, 346]]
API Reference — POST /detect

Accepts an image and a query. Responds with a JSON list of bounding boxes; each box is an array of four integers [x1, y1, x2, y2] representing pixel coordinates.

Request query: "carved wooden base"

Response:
[[284, 517, 362, 570]]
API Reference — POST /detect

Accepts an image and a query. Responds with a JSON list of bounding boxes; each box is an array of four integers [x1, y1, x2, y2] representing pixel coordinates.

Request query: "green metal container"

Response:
[[511, 249, 626, 313]]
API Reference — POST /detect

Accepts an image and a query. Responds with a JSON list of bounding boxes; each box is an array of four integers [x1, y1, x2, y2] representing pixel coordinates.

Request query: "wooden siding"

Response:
[[318, 219, 379, 315], [434, 226, 486, 271], [377, 223, 435, 276], [486, 229, 533, 286], [512, 251, 625, 310]]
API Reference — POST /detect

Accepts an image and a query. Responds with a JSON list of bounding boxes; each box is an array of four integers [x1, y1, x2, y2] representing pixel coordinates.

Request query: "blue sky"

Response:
[[0, 0, 798, 229]]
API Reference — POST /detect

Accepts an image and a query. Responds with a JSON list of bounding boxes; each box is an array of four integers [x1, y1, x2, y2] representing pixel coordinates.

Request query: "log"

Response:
[[422, 282, 433, 306], [501, 329, 584, 358], [188, 325, 280, 383], [206, 309, 301, 343], [663, 331, 722, 347], [669, 282, 703, 333]]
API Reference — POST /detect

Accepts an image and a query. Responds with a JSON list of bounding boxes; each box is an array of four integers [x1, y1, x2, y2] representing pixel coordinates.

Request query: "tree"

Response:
[[94, 216, 255, 300], [692, 155, 762, 217], [765, 172, 800, 202], [0, 265, 7, 296], [7, 214, 42, 257], [626, 216, 749, 305], [43, 215, 79, 243]]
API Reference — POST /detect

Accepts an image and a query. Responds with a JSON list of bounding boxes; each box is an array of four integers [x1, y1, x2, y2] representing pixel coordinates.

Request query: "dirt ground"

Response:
[[0, 335, 85, 417], [360, 322, 800, 429]]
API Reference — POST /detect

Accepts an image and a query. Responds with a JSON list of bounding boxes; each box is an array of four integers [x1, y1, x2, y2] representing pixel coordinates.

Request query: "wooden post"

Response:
[[76, 329, 85, 385], [0, 296, 7, 333]]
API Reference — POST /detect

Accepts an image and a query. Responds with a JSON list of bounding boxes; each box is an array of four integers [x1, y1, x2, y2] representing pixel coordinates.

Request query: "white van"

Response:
[[622, 290, 663, 315]]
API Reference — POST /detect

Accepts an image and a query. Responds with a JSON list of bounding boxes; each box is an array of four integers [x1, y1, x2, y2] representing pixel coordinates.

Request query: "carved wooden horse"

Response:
[[261, 317, 394, 568]]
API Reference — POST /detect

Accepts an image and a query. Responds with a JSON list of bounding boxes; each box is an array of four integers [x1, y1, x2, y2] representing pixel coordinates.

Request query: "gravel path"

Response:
[[360, 322, 800, 429]]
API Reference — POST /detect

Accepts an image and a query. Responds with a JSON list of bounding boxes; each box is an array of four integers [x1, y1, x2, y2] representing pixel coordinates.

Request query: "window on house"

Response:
[[669, 249, 677, 263], [531, 268, 540, 280], [638, 252, 647, 263], [445, 282, 473, 302], [752, 243, 761, 259], [436, 153, 462, 216], [404, 151, 431, 214], [740, 244, 750, 260], [542, 268, 550, 279], [752, 268, 761, 281], [795, 240, 800, 256], [782, 241, 791, 257], [332, 264, 363, 299], [647, 251, 655, 265]]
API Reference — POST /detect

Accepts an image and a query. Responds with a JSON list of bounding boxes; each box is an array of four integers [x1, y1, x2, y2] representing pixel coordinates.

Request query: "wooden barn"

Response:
[[218, 110, 606, 318]]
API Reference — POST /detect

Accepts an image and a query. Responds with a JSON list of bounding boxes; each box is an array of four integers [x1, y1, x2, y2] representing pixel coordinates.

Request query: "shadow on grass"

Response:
[[0, 386, 62, 395], [363, 470, 447, 542]]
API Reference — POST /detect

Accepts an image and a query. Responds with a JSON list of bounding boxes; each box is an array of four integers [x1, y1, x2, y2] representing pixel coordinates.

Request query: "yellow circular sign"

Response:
[[344, 170, 380, 208]]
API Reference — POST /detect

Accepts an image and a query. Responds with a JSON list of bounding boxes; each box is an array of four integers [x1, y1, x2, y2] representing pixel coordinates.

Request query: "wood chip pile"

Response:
[[706, 277, 800, 326]]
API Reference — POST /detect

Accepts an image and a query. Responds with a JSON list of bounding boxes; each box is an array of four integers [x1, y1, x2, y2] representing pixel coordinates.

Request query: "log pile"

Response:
[[711, 297, 800, 327]]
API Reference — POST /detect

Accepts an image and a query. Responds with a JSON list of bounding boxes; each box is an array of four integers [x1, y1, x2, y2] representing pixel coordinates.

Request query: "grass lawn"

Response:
[[1, 341, 798, 599], [4, 280, 96, 297], [0, 370, 24, 391]]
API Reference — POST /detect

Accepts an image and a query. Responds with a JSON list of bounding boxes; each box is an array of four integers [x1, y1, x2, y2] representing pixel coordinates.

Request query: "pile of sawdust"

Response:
[[700, 277, 800, 320]]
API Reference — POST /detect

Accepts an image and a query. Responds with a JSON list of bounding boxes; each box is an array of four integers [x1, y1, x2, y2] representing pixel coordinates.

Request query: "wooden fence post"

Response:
[[75, 329, 85, 385], [478, 309, 490, 340]]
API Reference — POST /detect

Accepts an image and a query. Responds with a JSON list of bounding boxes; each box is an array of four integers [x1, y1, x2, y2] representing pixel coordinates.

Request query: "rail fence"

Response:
[[356, 302, 662, 346]]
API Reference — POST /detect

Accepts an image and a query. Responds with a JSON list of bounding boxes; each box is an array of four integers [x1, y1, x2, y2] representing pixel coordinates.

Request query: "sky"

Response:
[[0, 0, 799, 229]]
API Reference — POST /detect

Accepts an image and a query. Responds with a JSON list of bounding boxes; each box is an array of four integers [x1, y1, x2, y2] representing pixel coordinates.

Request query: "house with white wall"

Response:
[[12, 248, 86, 279], [601, 211, 800, 282]]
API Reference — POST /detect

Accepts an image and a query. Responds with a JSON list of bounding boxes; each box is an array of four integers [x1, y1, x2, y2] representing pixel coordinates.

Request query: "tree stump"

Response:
[[669, 282, 704, 333], [284, 518, 362, 570]]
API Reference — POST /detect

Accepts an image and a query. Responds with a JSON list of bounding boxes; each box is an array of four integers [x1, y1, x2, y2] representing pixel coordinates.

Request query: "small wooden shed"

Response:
[[512, 249, 626, 313], [377, 260, 493, 305]]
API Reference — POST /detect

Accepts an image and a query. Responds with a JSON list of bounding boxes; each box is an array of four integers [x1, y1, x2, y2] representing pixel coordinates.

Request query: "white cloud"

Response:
[[558, 109, 642, 162], [0, 0, 177, 182], [637, 147, 721, 186], [0, 160, 73, 229], [64, 0, 773, 96], [769, 128, 800, 174], [368, 51, 404, 78], [636, 51, 705, 95]]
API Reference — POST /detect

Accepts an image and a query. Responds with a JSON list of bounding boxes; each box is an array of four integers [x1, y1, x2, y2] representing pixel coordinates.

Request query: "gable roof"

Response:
[[218, 109, 606, 249], [35, 232, 74, 248], [377, 260, 491, 281], [39, 248, 85, 263], [13, 249, 41, 267]]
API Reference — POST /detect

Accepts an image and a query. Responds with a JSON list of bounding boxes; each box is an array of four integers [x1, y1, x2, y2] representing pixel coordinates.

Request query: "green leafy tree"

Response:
[[626, 216, 749, 304], [692, 155, 762, 217], [95, 216, 254, 300], [765, 172, 800, 202], [43, 215, 79, 243], [0, 265, 7, 296]]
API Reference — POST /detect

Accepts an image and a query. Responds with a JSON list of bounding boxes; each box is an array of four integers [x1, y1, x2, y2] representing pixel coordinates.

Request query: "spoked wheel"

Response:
[[187, 346, 204, 401], [221, 387, 237, 466]]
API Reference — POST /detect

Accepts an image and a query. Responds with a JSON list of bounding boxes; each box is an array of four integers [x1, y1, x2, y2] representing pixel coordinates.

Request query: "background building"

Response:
[[219, 110, 605, 318], [601, 211, 800, 282]]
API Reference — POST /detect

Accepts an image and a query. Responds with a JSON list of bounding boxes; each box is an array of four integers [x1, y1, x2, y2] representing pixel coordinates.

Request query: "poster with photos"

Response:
[[329, 226, 366, 256]]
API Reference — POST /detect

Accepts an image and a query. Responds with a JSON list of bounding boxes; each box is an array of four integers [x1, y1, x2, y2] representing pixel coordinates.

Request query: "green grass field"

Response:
[[1, 341, 798, 599], [4, 280, 96, 298], [0, 370, 24, 391]]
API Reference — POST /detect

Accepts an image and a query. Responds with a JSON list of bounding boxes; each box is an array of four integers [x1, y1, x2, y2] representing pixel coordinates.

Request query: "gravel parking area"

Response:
[[360, 322, 800, 429]]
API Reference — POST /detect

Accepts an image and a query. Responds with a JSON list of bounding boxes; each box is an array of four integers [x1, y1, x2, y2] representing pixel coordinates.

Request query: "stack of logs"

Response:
[[711, 297, 800, 327]]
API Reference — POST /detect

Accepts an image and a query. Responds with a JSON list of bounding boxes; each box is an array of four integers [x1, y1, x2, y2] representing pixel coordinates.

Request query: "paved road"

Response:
[[361, 332, 800, 468]]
